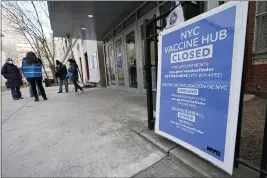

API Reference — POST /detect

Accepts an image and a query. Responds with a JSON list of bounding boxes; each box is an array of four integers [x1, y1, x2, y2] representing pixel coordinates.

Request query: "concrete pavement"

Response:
[[2, 86, 166, 177], [1, 86, 180, 177], [2, 86, 206, 177]]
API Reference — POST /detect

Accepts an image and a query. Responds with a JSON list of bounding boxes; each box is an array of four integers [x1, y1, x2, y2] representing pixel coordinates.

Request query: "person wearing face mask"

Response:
[[1, 58, 23, 100], [67, 59, 83, 94], [55, 60, 68, 93], [21, 52, 47, 102]]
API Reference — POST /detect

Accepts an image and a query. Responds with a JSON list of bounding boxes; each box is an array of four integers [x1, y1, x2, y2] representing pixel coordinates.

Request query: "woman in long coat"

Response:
[[1, 58, 23, 100]]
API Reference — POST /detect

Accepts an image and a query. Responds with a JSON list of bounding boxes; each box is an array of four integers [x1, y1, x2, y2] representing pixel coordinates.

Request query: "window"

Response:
[[254, 1, 267, 54], [137, 1, 157, 19], [123, 14, 136, 30], [106, 33, 114, 42], [114, 25, 123, 36]]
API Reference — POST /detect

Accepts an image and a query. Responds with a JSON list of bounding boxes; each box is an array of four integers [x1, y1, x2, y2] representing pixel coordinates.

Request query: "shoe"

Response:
[[66, 91, 68, 93], [18, 97, 24, 99], [13, 98, 19, 101], [34, 98, 39, 102], [43, 98, 48, 101], [58, 91, 62, 93], [30, 95, 34, 97]]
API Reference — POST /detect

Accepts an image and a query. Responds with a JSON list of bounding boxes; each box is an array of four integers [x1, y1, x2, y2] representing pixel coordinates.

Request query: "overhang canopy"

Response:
[[48, 1, 143, 41]]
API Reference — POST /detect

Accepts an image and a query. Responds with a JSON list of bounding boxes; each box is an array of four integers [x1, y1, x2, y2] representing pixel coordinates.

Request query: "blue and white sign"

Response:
[[156, 2, 248, 174]]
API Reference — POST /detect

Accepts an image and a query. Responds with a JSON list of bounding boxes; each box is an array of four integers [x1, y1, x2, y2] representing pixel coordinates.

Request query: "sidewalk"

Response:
[[4, 86, 249, 177], [1, 86, 201, 177], [2, 87, 165, 177]]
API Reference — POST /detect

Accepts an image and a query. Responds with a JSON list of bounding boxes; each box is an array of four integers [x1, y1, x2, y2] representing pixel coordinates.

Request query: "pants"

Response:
[[73, 81, 83, 92], [59, 78, 68, 92], [28, 79, 47, 99], [11, 86, 22, 99], [29, 82, 41, 96]]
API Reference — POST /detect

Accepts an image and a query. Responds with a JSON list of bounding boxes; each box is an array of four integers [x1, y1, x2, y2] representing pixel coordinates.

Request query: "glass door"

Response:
[[114, 35, 126, 90], [137, 10, 158, 94], [105, 41, 116, 88], [124, 26, 140, 93]]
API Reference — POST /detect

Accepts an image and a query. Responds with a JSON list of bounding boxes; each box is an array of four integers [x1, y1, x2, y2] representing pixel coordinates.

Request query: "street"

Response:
[[2, 86, 173, 177]]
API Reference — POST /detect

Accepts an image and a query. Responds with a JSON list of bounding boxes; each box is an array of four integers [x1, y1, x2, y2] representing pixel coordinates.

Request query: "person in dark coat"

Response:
[[55, 60, 68, 93], [21, 52, 47, 102], [1, 58, 23, 100], [67, 59, 83, 94]]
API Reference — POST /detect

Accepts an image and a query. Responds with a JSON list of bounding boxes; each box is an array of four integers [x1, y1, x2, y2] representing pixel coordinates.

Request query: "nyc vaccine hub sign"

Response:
[[156, 2, 248, 174]]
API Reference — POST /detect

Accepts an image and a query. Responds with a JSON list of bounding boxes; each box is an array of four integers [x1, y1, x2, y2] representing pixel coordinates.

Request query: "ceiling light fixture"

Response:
[[88, 14, 93, 18], [81, 27, 86, 30]]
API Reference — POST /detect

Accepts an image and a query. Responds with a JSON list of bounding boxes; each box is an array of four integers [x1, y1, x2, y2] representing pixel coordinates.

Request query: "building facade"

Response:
[[48, 1, 267, 93], [245, 1, 267, 93]]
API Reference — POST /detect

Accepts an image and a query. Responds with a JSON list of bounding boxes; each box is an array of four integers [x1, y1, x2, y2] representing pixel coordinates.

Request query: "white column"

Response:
[[85, 40, 100, 84]]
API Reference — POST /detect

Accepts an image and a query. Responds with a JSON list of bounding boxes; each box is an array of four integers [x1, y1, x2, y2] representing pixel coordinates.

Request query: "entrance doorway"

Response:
[[124, 26, 140, 93], [137, 10, 158, 94], [114, 35, 126, 90], [105, 41, 116, 88]]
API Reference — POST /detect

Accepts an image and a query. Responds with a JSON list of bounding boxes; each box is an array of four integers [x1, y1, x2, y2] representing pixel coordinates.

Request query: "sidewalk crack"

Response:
[[2, 99, 33, 124]]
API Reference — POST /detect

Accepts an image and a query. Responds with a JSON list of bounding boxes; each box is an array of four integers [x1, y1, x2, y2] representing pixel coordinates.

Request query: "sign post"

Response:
[[156, 2, 248, 174]]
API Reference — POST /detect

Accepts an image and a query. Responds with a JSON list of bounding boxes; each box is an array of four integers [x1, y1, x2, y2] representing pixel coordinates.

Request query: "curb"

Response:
[[133, 127, 259, 178], [133, 126, 178, 156]]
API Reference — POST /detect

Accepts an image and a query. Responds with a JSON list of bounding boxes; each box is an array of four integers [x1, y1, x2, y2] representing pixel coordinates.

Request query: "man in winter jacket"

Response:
[[1, 58, 23, 100], [55, 60, 68, 93]]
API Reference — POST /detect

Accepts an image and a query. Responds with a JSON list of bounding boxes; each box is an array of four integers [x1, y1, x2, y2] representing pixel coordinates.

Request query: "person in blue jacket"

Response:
[[22, 52, 47, 102]]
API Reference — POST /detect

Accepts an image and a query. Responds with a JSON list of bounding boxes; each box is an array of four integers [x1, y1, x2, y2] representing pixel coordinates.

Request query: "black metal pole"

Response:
[[144, 19, 154, 130], [234, 3, 250, 168], [260, 101, 267, 178], [234, 54, 246, 168], [153, 14, 158, 85]]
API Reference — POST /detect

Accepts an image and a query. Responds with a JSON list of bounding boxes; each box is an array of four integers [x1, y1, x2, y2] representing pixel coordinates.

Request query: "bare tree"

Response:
[[2, 41, 19, 60], [1, 1, 56, 81]]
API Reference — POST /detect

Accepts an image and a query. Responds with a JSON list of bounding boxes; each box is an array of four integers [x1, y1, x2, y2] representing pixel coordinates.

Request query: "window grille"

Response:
[[254, 1, 267, 54]]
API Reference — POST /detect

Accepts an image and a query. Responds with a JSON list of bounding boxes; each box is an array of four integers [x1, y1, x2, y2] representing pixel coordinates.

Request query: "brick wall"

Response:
[[247, 63, 267, 92], [245, 1, 267, 93]]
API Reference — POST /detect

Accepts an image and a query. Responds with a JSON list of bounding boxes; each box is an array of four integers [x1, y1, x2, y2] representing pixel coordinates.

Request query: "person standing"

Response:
[[67, 59, 83, 94], [55, 60, 68, 93], [21, 52, 47, 102], [1, 58, 23, 100]]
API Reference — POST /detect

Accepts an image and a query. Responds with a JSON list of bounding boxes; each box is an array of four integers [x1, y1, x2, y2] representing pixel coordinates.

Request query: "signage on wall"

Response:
[[156, 2, 248, 174], [90, 53, 98, 69]]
